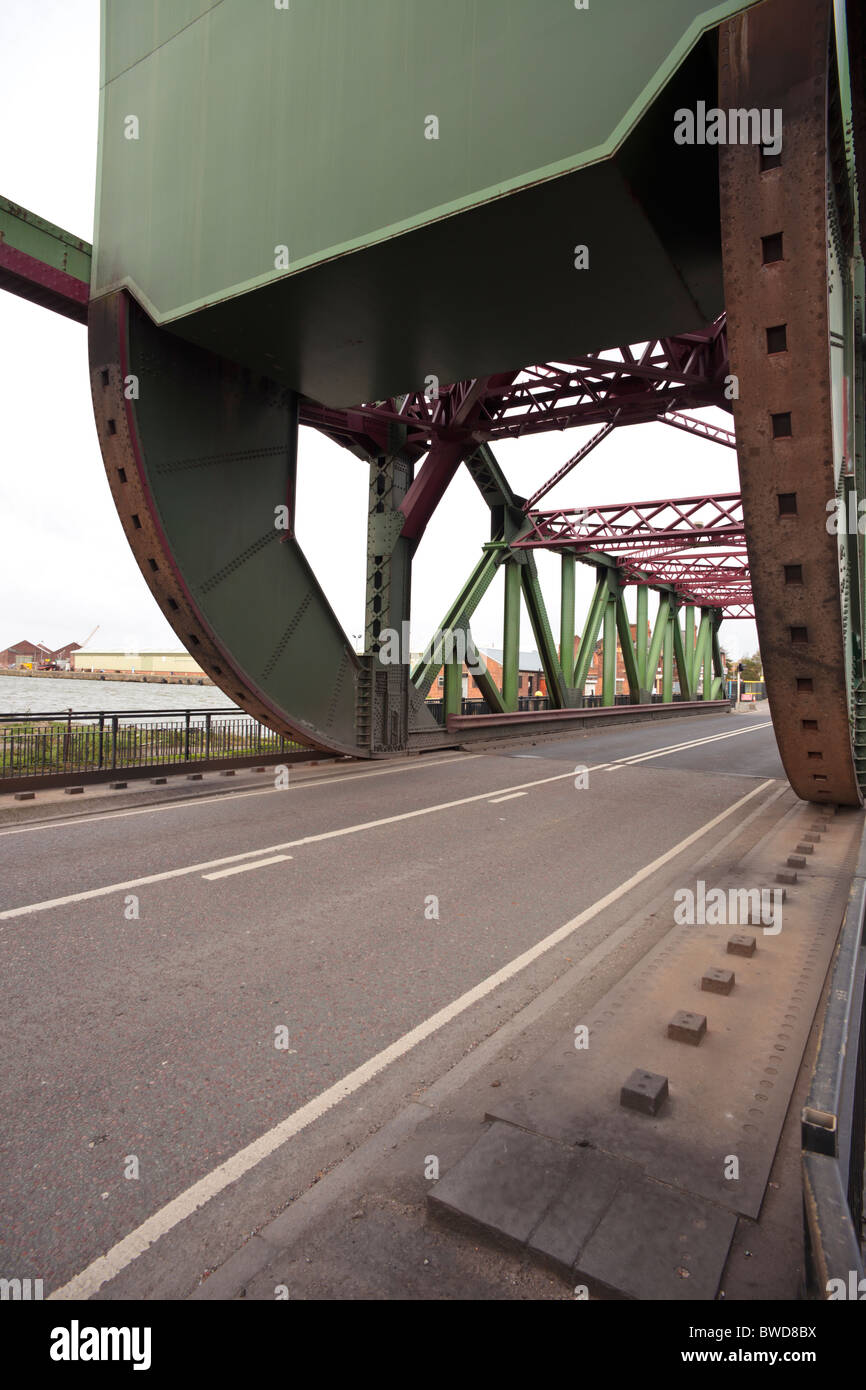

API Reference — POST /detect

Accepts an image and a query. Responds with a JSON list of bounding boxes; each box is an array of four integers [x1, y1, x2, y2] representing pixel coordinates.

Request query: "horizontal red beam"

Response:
[[0, 241, 89, 324]]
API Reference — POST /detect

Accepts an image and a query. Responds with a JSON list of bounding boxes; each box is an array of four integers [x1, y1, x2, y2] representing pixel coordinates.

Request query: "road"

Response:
[[0, 709, 785, 1296]]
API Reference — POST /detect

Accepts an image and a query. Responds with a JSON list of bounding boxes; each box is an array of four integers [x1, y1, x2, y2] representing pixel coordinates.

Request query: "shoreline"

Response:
[[1, 668, 214, 687]]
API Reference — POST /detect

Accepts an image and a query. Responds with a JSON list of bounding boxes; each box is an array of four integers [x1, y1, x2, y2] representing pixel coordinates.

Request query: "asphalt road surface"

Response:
[[0, 709, 784, 1295]]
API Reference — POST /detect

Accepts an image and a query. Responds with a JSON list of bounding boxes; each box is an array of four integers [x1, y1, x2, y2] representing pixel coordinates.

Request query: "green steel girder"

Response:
[[520, 553, 567, 708], [0, 196, 91, 322], [615, 585, 642, 704], [646, 594, 672, 694], [671, 606, 695, 701], [710, 608, 725, 700], [469, 650, 508, 715], [502, 558, 522, 711], [636, 586, 649, 697], [693, 609, 714, 698], [663, 607, 675, 703], [684, 604, 697, 687], [574, 572, 608, 694], [602, 582, 618, 706], [444, 657, 462, 716], [411, 544, 505, 696], [560, 553, 576, 687]]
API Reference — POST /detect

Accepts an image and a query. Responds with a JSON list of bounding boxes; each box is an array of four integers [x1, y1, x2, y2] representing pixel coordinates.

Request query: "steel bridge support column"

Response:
[[560, 553, 576, 687], [365, 450, 413, 659], [520, 554, 568, 708], [645, 593, 670, 699], [684, 605, 696, 689], [503, 558, 521, 712], [693, 610, 713, 700], [444, 656, 462, 717], [573, 571, 607, 696], [671, 605, 694, 702], [636, 586, 649, 700], [602, 580, 617, 706], [662, 607, 675, 704], [710, 610, 725, 699], [615, 583, 641, 704]]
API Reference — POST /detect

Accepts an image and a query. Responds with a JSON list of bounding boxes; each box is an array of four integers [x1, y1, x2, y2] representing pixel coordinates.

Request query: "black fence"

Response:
[[802, 825, 866, 1296], [0, 708, 310, 790]]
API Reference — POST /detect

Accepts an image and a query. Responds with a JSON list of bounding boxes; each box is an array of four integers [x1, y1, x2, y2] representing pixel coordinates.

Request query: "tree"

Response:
[[739, 650, 763, 681]]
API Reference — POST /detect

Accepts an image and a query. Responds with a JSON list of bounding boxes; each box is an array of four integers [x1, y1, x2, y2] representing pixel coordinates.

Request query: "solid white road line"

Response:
[[202, 855, 292, 881], [48, 777, 778, 1300], [617, 722, 772, 766], [0, 752, 484, 838], [488, 792, 527, 804], [0, 721, 776, 922]]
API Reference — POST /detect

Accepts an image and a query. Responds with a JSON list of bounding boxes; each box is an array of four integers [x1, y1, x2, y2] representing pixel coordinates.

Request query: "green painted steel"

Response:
[[89, 292, 361, 755], [646, 595, 671, 693], [662, 610, 675, 704], [470, 656, 508, 717], [694, 610, 713, 698], [574, 575, 607, 694], [94, 0, 761, 404], [636, 586, 649, 697], [444, 658, 462, 717], [560, 554, 576, 687], [672, 609, 694, 701], [520, 555, 567, 709], [615, 587, 642, 703], [0, 196, 91, 284], [411, 545, 503, 697], [684, 605, 696, 687], [502, 561, 521, 712], [602, 582, 617, 706]]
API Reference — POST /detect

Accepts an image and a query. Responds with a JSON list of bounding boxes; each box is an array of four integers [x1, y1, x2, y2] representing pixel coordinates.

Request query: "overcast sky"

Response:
[[0, 0, 757, 662]]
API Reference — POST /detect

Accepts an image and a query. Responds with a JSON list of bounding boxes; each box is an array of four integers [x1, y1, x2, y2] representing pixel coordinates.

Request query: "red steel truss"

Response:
[[513, 496, 753, 618], [514, 494, 745, 552], [300, 317, 731, 463]]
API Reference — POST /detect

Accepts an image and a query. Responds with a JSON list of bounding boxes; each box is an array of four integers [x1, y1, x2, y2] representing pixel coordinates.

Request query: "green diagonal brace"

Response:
[[615, 587, 641, 703], [574, 573, 608, 693], [694, 610, 713, 699], [671, 606, 694, 701], [412, 544, 504, 696], [684, 604, 696, 688], [645, 594, 671, 694], [469, 641, 507, 714], [636, 586, 648, 697], [710, 609, 725, 700], [520, 553, 567, 708]]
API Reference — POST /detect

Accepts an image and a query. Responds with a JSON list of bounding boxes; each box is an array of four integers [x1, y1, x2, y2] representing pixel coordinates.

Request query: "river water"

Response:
[[0, 674, 239, 716]]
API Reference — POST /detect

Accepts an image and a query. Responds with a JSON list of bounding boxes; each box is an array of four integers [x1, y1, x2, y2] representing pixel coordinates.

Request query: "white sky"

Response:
[[0, 0, 757, 662]]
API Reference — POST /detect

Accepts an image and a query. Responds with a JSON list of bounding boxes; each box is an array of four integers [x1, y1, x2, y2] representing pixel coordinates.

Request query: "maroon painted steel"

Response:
[[523, 416, 621, 511], [658, 412, 737, 449], [719, 0, 861, 805], [515, 494, 745, 552], [0, 242, 88, 324], [301, 320, 730, 460]]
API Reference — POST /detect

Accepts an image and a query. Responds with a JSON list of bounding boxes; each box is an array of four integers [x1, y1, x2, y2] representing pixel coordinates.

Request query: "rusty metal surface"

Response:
[[719, 0, 861, 805], [88, 291, 361, 755], [486, 800, 862, 1220]]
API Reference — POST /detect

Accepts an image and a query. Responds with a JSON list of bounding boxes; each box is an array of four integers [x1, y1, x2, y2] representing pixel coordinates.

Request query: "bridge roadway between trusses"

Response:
[[0, 709, 859, 1300]]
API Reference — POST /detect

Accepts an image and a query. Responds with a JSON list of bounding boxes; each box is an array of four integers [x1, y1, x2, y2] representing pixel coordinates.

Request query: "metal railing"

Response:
[[424, 692, 690, 723], [802, 823, 866, 1296], [0, 708, 310, 790]]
